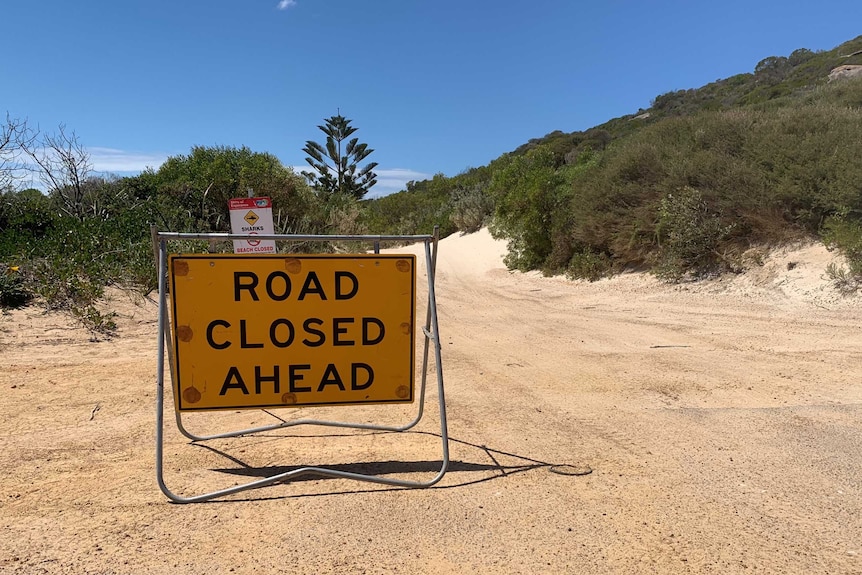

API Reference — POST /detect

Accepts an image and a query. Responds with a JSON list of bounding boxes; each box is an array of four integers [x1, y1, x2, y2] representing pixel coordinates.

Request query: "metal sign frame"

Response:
[[153, 228, 449, 503]]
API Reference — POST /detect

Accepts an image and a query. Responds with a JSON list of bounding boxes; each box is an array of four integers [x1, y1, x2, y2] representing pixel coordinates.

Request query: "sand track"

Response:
[[1, 229, 861, 574]]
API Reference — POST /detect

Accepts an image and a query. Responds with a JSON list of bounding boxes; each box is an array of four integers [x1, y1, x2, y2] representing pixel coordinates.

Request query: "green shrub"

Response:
[[566, 249, 612, 281], [825, 262, 861, 293], [488, 147, 566, 271], [360, 173, 458, 237], [450, 183, 493, 233], [8, 210, 158, 334], [22, 249, 115, 335], [654, 187, 733, 281], [822, 214, 862, 291], [0, 265, 31, 308]]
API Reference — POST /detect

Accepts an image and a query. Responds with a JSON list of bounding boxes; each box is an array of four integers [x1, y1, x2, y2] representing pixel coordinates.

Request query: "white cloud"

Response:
[[370, 168, 432, 198], [87, 147, 169, 173], [277, 0, 297, 9], [7, 148, 169, 189]]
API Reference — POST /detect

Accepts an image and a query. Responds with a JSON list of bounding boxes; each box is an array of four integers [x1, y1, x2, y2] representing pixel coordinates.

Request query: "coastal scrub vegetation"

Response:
[[363, 35, 862, 283], [2, 37, 862, 330]]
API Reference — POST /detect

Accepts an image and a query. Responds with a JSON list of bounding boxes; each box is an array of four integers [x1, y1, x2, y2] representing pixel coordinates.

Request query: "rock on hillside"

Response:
[[829, 64, 862, 81]]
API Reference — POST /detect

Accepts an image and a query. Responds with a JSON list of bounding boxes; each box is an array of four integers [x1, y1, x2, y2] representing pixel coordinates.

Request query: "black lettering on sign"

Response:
[[362, 317, 385, 345], [265, 271, 292, 301], [234, 272, 259, 301], [220, 366, 250, 395], [269, 318, 295, 348], [335, 271, 358, 300], [298, 271, 326, 300], [332, 317, 355, 346], [317, 363, 345, 392], [302, 318, 325, 347], [204, 317, 386, 351], [352, 363, 374, 390], [233, 269, 362, 302], [255, 365, 280, 394], [214, 363, 376, 398], [239, 319, 264, 349], [289, 364, 311, 392], [206, 319, 231, 349]]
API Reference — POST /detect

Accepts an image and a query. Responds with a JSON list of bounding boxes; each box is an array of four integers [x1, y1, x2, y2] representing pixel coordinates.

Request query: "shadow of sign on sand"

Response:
[[189, 431, 584, 501]]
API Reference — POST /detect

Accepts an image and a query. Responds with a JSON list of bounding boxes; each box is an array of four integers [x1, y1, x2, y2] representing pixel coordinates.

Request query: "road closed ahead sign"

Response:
[[169, 254, 416, 411]]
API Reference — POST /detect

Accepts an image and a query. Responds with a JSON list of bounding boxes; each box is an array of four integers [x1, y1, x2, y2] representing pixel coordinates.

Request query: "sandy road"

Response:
[[1, 229, 861, 574]]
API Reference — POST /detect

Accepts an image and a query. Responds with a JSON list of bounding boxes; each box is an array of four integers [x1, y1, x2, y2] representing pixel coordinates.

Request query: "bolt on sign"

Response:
[[228, 197, 276, 254], [169, 254, 416, 411]]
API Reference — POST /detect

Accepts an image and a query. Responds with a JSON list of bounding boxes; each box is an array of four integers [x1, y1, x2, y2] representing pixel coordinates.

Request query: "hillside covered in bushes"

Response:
[[363, 35, 862, 284], [2, 35, 862, 331]]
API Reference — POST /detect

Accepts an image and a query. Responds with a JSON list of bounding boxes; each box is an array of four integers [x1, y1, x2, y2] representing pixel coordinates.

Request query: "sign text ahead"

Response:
[[169, 254, 416, 411]]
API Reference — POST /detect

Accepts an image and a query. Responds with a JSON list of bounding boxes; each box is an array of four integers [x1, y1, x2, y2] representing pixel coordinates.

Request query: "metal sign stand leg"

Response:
[[154, 231, 449, 503]]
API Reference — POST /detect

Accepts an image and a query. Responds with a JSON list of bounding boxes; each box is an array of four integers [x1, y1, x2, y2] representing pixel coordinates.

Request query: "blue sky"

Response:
[[3, 1, 860, 196]]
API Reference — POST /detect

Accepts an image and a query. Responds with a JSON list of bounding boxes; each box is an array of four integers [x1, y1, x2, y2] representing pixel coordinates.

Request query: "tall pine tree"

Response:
[[302, 114, 378, 199]]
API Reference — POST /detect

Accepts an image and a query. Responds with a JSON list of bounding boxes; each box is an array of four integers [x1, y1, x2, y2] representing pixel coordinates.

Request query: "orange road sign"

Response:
[[169, 254, 416, 411]]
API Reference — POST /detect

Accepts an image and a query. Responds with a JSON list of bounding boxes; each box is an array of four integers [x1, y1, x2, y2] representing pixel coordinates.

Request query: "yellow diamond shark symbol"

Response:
[[244, 211, 259, 226]]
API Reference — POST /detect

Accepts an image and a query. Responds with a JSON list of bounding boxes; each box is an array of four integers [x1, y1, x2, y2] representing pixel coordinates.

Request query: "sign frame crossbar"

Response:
[[153, 228, 449, 503]]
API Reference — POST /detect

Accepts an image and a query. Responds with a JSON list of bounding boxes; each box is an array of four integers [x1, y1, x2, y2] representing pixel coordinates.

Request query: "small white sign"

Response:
[[228, 197, 277, 254]]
